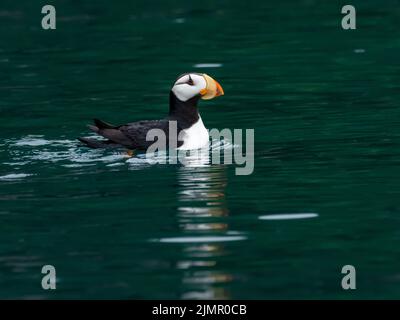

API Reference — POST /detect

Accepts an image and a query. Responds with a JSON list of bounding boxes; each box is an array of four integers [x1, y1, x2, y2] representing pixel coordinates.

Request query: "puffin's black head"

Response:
[[169, 73, 224, 128]]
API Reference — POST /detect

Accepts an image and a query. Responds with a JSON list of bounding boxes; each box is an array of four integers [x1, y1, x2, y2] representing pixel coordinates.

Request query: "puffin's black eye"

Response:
[[187, 75, 194, 86]]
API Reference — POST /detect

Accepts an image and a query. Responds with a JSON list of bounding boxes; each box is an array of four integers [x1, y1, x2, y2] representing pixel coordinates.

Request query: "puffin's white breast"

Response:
[[178, 115, 209, 150]]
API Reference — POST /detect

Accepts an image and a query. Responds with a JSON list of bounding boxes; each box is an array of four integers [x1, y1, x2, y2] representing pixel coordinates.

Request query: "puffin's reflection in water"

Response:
[[174, 150, 240, 300]]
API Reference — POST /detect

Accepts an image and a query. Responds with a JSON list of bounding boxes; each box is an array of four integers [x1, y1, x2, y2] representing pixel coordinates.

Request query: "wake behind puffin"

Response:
[[78, 73, 224, 151]]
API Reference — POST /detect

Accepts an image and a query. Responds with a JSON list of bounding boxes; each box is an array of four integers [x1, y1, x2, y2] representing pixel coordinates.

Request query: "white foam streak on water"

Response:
[[3, 161, 31, 166], [106, 163, 125, 167], [193, 63, 223, 68], [4, 136, 129, 167], [13, 135, 75, 147], [150, 235, 246, 243], [0, 173, 34, 181], [62, 164, 96, 168], [259, 213, 319, 220]]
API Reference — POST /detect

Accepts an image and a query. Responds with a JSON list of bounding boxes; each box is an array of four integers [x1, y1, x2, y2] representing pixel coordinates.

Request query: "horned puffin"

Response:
[[78, 73, 224, 150]]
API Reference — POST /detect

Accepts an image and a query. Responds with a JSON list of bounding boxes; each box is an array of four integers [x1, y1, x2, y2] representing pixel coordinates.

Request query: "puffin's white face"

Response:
[[171, 73, 224, 102]]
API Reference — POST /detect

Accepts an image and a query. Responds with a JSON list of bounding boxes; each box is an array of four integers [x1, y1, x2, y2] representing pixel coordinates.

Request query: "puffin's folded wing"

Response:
[[119, 120, 171, 150], [95, 128, 134, 147]]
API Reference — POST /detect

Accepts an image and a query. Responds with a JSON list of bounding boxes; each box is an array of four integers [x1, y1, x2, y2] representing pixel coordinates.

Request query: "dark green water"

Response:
[[1, 0, 400, 299]]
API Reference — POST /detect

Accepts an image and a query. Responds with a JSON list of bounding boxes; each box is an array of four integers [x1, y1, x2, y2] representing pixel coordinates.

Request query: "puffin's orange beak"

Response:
[[200, 74, 224, 100], [214, 80, 224, 97]]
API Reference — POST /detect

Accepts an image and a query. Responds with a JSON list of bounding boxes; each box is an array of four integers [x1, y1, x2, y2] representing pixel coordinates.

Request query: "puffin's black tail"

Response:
[[77, 137, 120, 149], [93, 118, 116, 129]]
